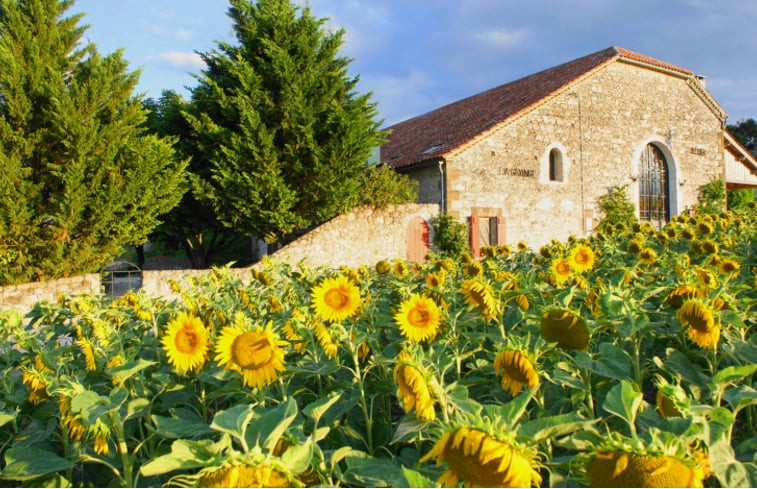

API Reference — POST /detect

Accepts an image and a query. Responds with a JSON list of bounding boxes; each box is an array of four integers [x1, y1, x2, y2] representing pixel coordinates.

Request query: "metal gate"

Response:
[[639, 143, 670, 230], [101, 261, 142, 299]]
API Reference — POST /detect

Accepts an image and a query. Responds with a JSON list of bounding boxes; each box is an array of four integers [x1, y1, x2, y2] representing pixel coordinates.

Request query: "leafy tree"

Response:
[[356, 164, 418, 209], [431, 214, 469, 257], [596, 185, 638, 232], [187, 0, 387, 243], [727, 118, 756, 150], [142, 91, 247, 268], [0, 0, 186, 284], [727, 188, 754, 211], [695, 177, 726, 215]]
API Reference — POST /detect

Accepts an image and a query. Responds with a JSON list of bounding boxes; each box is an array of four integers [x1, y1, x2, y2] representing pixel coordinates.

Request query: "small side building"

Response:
[[381, 46, 757, 255]]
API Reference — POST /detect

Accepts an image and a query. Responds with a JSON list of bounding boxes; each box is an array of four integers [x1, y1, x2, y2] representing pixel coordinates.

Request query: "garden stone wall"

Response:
[[0, 204, 439, 312], [0, 274, 100, 313], [267, 203, 439, 269]]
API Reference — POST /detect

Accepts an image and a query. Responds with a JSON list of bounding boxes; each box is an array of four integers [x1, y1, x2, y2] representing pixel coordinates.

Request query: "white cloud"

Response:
[[473, 28, 527, 48], [153, 51, 206, 69]]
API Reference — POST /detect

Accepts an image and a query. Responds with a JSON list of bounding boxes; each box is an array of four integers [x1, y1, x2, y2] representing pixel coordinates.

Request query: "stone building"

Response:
[[381, 46, 757, 255]]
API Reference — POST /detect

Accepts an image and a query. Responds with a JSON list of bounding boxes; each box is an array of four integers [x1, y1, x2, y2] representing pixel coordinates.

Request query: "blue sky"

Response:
[[70, 0, 757, 127]]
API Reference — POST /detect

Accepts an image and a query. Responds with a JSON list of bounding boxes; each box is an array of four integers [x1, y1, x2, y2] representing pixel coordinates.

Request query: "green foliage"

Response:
[[727, 188, 755, 211], [431, 213, 469, 256], [727, 118, 757, 150], [355, 164, 418, 209], [596, 184, 638, 232], [695, 176, 726, 215], [0, 0, 187, 285], [186, 0, 386, 243], [142, 91, 247, 268]]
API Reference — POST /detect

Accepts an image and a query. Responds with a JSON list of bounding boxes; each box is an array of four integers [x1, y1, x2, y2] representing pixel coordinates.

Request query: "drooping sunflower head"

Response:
[[701, 239, 719, 255], [375, 260, 391, 274], [214, 320, 288, 389], [516, 241, 529, 252], [311, 275, 362, 323], [313, 320, 339, 359], [497, 244, 513, 256], [464, 260, 484, 278], [693, 266, 719, 289], [540, 309, 589, 350], [696, 221, 714, 236], [627, 239, 644, 254], [677, 299, 720, 349], [393, 259, 408, 278], [664, 284, 704, 309], [197, 464, 290, 488], [587, 451, 704, 488], [461, 279, 500, 322], [493, 349, 540, 396], [654, 377, 688, 419], [162, 312, 210, 374], [569, 244, 596, 273], [394, 293, 442, 343], [549, 257, 573, 286], [393, 352, 436, 421], [420, 426, 542, 488]]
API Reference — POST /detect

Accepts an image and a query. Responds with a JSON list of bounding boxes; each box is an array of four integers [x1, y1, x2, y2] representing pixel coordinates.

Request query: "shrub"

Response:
[[596, 184, 638, 232], [431, 213, 469, 256]]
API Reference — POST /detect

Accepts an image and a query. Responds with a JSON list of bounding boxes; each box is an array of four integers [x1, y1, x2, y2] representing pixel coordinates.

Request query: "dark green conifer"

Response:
[[187, 0, 390, 242], [0, 0, 187, 284]]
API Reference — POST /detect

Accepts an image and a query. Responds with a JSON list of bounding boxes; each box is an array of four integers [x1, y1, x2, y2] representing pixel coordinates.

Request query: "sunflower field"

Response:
[[0, 207, 755, 487]]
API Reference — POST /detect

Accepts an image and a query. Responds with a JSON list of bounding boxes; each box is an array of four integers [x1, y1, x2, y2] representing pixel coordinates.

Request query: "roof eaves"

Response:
[[724, 130, 757, 174]]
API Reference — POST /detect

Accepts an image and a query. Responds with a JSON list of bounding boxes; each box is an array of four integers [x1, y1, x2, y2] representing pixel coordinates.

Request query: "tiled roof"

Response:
[[381, 46, 694, 169]]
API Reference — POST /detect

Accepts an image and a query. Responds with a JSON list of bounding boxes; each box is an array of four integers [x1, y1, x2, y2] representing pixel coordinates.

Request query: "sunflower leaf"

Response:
[[0, 447, 73, 482], [710, 364, 757, 391], [281, 437, 314, 475], [303, 390, 342, 424], [518, 412, 595, 442], [602, 380, 642, 435], [244, 397, 297, 453], [210, 404, 255, 446], [401, 467, 436, 488], [139, 439, 220, 477]]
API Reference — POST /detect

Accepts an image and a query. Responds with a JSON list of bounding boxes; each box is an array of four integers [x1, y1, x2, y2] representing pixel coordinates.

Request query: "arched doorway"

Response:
[[638, 143, 670, 229]]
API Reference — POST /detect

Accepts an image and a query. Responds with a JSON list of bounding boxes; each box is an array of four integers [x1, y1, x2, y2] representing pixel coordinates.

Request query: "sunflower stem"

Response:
[[351, 347, 374, 455], [110, 413, 133, 487]]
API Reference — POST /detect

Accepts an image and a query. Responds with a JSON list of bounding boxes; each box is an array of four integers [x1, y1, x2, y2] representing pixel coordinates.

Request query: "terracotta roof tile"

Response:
[[381, 46, 694, 169]]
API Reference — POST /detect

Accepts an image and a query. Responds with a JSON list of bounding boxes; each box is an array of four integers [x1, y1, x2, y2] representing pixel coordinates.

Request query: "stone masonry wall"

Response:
[[268, 203, 439, 269], [410, 61, 725, 248], [0, 274, 100, 312], [1, 204, 439, 312]]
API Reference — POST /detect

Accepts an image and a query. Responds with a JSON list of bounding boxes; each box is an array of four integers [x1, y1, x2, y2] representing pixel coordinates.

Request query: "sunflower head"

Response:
[[493, 349, 540, 396], [395, 293, 442, 343], [627, 239, 644, 254], [549, 257, 573, 286], [716, 258, 740, 275], [637, 247, 657, 265], [461, 279, 500, 322], [516, 241, 529, 251], [162, 312, 210, 374], [375, 260, 391, 274], [693, 266, 719, 289], [677, 299, 719, 349], [569, 244, 596, 273], [425, 271, 445, 288], [420, 426, 542, 488], [394, 352, 436, 421], [465, 260, 484, 278], [311, 275, 362, 323], [393, 259, 408, 278], [587, 451, 703, 488], [540, 309, 589, 350], [664, 284, 703, 309], [214, 320, 288, 389], [197, 464, 290, 488]]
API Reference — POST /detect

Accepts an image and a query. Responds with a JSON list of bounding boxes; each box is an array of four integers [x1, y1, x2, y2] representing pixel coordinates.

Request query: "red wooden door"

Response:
[[407, 218, 430, 262]]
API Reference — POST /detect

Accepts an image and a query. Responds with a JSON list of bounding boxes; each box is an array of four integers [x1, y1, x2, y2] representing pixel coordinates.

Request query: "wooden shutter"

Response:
[[496, 216, 506, 246], [470, 215, 481, 257]]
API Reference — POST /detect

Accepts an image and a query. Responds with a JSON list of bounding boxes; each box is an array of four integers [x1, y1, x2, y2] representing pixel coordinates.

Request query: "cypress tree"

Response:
[[0, 0, 187, 284], [188, 0, 387, 243]]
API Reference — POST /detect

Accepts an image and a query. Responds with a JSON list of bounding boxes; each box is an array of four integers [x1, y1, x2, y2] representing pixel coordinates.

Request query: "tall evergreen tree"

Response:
[[0, 0, 187, 284], [188, 0, 387, 243], [142, 91, 245, 268]]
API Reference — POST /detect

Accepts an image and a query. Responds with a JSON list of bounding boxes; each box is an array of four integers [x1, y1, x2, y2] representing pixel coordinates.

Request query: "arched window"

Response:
[[549, 148, 563, 182], [638, 144, 670, 229]]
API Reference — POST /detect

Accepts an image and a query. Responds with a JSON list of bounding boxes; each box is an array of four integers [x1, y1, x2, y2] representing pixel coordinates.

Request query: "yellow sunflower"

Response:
[[693, 266, 718, 289], [425, 271, 445, 288], [162, 312, 210, 374], [311, 276, 362, 323], [638, 247, 657, 265], [314, 321, 339, 359], [716, 258, 740, 275], [569, 244, 596, 273], [493, 349, 540, 396], [540, 309, 589, 350], [465, 261, 484, 278], [375, 260, 391, 274], [664, 284, 703, 309], [677, 300, 720, 349], [394, 294, 442, 343], [461, 279, 500, 322], [394, 353, 436, 421], [197, 464, 290, 488], [421, 427, 542, 487], [587, 451, 704, 488], [215, 321, 287, 389], [549, 257, 573, 285], [655, 390, 682, 418]]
